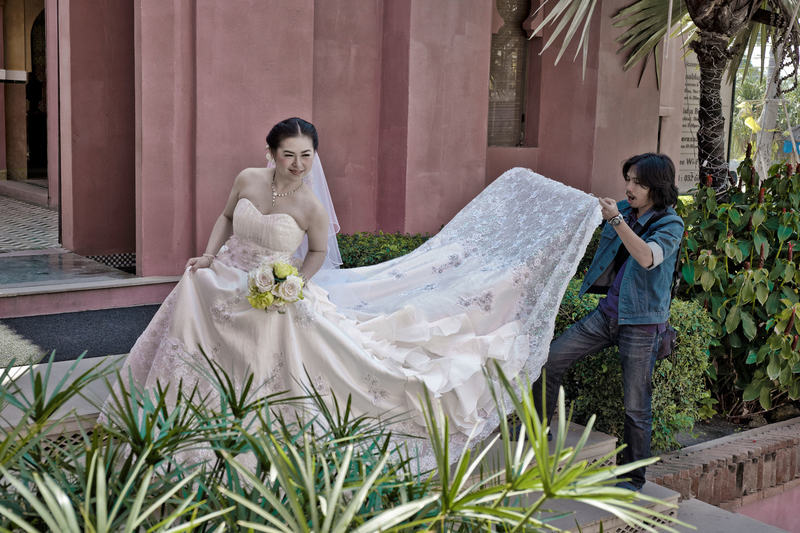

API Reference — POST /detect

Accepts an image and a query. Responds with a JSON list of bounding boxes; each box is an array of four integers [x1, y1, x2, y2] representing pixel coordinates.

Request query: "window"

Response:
[[488, 0, 531, 147]]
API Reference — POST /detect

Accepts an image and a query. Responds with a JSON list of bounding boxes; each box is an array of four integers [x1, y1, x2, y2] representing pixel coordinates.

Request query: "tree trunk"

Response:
[[690, 31, 734, 189]]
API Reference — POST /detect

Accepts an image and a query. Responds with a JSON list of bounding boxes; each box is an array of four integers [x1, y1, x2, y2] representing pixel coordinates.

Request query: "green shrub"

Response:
[[556, 280, 714, 452], [337, 231, 430, 268], [679, 156, 800, 413], [683, 156, 800, 413]]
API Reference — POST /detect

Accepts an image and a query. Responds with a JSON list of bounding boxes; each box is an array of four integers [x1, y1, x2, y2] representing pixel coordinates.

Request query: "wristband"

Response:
[[202, 253, 215, 261]]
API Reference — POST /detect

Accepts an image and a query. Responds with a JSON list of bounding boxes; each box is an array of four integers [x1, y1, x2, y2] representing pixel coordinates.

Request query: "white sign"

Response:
[[677, 52, 734, 193]]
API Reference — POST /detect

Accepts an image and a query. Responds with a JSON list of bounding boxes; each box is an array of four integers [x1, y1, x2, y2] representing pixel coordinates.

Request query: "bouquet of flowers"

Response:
[[246, 257, 305, 312]]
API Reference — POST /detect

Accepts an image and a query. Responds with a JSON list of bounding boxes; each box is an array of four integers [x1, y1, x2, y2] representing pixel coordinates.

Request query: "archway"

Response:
[[27, 9, 46, 179]]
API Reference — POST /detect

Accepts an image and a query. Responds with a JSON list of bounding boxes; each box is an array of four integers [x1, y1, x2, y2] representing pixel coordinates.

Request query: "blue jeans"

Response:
[[532, 308, 659, 489]]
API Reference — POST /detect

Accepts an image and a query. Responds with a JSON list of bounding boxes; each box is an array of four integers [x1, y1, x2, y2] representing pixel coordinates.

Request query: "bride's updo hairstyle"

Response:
[[266, 117, 319, 151]]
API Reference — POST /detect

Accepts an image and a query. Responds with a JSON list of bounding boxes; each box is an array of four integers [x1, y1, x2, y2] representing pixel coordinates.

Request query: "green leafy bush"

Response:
[[679, 154, 800, 413], [557, 280, 714, 452], [337, 231, 429, 268]]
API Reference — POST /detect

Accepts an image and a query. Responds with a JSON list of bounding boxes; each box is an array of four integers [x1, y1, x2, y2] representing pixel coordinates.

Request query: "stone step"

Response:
[[455, 419, 619, 488], [0, 276, 179, 319], [1, 355, 124, 431], [534, 482, 681, 533]]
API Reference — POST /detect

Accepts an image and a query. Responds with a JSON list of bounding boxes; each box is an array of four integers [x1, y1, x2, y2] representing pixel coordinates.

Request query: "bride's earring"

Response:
[[265, 148, 275, 164]]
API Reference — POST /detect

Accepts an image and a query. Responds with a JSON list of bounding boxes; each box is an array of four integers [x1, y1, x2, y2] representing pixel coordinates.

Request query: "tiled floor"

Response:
[[737, 486, 800, 532], [0, 194, 59, 253], [0, 251, 134, 288]]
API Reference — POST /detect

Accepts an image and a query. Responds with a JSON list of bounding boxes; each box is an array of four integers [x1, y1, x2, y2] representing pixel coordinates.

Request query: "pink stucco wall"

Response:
[[404, 0, 492, 235], [486, 147, 539, 185], [136, 0, 199, 276], [136, 0, 314, 276], [194, 0, 315, 249], [312, 0, 383, 234], [590, 0, 662, 201], [535, 2, 601, 195], [535, 0, 662, 201], [58, 0, 135, 256], [45, 0, 681, 284]]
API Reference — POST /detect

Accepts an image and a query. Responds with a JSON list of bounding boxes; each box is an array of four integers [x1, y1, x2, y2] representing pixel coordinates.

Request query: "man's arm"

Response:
[[599, 198, 655, 268]]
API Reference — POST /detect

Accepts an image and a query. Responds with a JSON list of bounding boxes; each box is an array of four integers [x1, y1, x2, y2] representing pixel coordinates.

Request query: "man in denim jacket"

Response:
[[533, 153, 684, 491]]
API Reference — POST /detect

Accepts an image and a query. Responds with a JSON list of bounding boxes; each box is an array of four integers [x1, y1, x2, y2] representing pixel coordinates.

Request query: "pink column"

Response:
[[59, 0, 135, 256], [312, 0, 383, 234], [535, 0, 662, 199], [376, 0, 412, 233], [136, 0, 197, 275], [45, 0, 58, 207], [589, 0, 661, 200]]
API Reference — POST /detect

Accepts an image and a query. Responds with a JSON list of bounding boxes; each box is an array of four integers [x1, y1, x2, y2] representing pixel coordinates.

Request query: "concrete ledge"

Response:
[[0, 180, 50, 207], [0, 277, 179, 318], [647, 418, 800, 510]]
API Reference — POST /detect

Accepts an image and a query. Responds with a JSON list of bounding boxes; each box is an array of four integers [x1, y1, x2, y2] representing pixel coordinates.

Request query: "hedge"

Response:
[[337, 231, 430, 269]]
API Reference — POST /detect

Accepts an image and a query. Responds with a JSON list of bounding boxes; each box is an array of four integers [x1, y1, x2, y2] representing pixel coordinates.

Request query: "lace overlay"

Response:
[[216, 235, 296, 273], [106, 168, 601, 474]]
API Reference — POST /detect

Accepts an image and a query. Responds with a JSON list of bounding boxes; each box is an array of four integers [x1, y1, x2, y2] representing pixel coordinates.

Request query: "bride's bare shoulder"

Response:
[[235, 167, 271, 183]]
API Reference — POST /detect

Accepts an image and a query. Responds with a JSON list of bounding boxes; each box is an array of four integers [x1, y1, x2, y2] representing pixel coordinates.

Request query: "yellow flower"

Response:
[[273, 262, 294, 279]]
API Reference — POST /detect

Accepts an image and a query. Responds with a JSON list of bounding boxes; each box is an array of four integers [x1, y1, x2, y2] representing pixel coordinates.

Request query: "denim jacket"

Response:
[[578, 200, 684, 325]]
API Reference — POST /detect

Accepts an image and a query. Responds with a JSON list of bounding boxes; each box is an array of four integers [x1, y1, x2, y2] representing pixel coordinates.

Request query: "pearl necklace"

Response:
[[271, 173, 304, 207]]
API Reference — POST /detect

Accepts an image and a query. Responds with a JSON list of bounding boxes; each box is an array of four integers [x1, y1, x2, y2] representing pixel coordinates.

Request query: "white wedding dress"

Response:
[[116, 168, 601, 469]]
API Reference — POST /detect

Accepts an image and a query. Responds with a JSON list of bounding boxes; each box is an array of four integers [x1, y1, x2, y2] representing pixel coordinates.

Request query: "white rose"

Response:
[[259, 255, 278, 267], [249, 265, 276, 293], [272, 275, 303, 302]]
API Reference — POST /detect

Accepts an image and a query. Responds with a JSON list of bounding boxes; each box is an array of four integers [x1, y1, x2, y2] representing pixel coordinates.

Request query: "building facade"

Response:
[[1, 0, 686, 315]]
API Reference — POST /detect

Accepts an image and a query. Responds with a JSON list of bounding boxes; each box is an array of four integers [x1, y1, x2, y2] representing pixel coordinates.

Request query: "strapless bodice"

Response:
[[215, 198, 305, 271]]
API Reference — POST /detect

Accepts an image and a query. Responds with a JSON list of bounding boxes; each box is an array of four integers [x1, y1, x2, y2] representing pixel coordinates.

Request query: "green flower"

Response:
[[273, 262, 294, 279], [247, 290, 275, 309]]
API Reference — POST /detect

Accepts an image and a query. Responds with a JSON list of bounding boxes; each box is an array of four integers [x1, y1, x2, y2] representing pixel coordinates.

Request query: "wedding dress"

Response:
[[115, 168, 601, 470]]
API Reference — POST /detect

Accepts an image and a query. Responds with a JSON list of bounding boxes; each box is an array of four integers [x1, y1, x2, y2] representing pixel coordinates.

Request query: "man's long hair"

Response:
[[622, 153, 679, 210]]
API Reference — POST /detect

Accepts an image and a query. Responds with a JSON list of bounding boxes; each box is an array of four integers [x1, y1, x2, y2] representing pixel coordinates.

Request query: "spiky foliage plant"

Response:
[[0, 352, 687, 532]]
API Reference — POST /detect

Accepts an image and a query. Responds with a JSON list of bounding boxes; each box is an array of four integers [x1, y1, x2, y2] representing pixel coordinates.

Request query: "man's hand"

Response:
[[599, 198, 619, 221]]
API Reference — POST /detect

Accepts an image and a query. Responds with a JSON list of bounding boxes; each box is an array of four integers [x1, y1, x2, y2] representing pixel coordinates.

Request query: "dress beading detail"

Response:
[[432, 253, 462, 275], [457, 289, 495, 314], [399, 283, 437, 297], [387, 267, 407, 279], [291, 301, 317, 329], [210, 289, 247, 325], [363, 373, 388, 406]]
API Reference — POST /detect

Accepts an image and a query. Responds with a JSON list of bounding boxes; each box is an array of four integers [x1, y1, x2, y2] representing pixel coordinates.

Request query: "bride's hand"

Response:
[[186, 255, 212, 272]]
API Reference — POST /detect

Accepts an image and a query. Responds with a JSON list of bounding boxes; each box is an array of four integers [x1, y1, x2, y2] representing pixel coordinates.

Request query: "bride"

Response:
[[115, 117, 601, 469]]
